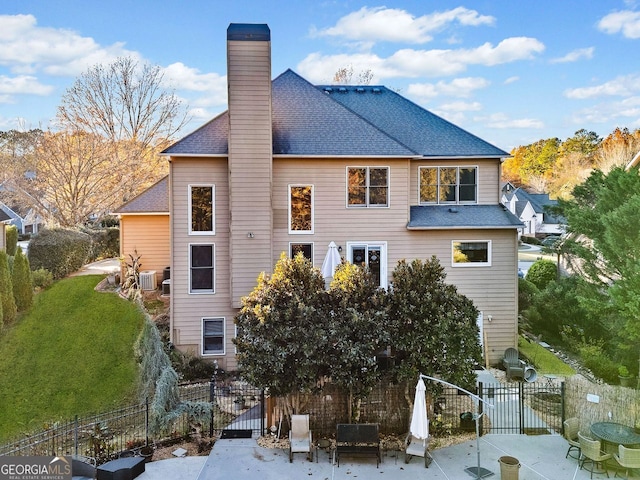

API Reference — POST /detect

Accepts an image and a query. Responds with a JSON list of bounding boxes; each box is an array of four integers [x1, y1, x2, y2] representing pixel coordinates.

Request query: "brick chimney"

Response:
[[226, 24, 273, 307]]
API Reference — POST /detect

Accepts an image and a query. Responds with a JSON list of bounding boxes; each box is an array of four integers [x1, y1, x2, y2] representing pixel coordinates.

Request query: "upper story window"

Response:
[[452, 240, 491, 266], [190, 243, 215, 293], [347, 167, 389, 207], [189, 185, 214, 235], [419, 166, 477, 204], [289, 185, 313, 233]]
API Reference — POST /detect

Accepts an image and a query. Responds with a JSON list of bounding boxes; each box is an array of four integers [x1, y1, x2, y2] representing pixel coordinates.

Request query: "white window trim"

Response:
[[418, 166, 478, 205], [202, 317, 225, 356], [289, 242, 314, 265], [346, 166, 390, 208], [188, 184, 215, 235], [189, 243, 216, 294], [288, 184, 314, 234], [451, 240, 492, 267], [346, 241, 388, 288]]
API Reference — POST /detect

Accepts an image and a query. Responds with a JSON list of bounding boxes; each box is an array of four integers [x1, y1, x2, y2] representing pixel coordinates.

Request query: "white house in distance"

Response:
[[153, 23, 523, 370], [501, 182, 563, 238]]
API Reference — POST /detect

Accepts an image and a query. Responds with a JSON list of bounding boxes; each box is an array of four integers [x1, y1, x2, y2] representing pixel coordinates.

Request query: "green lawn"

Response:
[[518, 336, 576, 375], [0, 275, 144, 442]]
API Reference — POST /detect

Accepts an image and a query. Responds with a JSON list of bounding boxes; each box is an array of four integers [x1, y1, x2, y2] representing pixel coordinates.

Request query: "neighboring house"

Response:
[[0, 208, 10, 251], [160, 23, 522, 370], [501, 182, 563, 238], [114, 176, 170, 287], [0, 200, 43, 236]]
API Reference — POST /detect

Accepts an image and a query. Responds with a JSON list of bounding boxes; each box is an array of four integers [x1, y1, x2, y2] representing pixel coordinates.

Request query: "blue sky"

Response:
[[2, 1, 640, 151]]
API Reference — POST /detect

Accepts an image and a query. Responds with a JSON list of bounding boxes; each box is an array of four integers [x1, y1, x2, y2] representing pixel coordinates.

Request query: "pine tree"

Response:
[[0, 251, 17, 324], [12, 247, 33, 311]]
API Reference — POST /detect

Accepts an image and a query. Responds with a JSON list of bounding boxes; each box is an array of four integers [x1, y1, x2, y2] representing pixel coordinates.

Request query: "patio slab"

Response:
[[131, 433, 600, 480]]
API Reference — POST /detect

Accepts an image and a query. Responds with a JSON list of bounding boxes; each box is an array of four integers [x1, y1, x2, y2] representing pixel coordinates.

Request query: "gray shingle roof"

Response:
[[407, 205, 523, 229], [163, 69, 508, 158], [115, 176, 169, 214]]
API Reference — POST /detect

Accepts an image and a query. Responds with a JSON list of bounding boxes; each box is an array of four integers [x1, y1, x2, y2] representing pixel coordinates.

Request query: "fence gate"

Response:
[[209, 379, 265, 438], [478, 381, 564, 435]]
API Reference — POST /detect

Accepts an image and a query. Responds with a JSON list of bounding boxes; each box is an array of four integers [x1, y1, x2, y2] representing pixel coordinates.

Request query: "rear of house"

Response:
[[162, 23, 522, 371]]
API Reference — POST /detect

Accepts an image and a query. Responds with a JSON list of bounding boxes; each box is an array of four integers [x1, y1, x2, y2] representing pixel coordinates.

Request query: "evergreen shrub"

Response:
[[31, 268, 54, 289], [28, 228, 92, 279], [5, 225, 18, 256], [12, 247, 33, 311]]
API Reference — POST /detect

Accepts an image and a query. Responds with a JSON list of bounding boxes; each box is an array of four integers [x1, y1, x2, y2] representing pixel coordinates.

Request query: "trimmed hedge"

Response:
[[81, 227, 120, 262], [5, 225, 18, 256], [28, 229, 92, 279]]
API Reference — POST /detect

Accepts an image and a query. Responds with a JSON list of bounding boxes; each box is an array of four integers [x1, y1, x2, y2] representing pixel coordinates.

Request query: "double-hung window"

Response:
[[289, 185, 313, 233], [190, 244, 215, 293], [452, 240, 491, 266], [290, 242, 313, 262], [189, 185, 215, 234], [347, 167, 389, 207], [419, 166, 477, 204], [202, 317, 224, 355]]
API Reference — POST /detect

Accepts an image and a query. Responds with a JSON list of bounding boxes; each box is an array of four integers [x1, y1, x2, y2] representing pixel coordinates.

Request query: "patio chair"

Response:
[[579, 432, 612, 478], [404, 433, 432, 468], [502, 347, 525, 381], [289, 414, 313, 462], [563, 418, 581, 460], [614, 445, 640, 479]]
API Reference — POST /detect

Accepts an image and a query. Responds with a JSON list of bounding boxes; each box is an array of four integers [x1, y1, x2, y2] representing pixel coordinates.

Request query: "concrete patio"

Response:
[[136, 433, 607, 480]]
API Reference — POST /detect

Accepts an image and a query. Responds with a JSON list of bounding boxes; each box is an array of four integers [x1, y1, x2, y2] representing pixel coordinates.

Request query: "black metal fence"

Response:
[[0, 383, 211, 460], [1, 376, 571, 460]]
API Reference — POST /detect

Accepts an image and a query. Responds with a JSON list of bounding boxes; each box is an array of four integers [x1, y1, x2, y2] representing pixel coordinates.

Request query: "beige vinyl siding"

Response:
[[227, 38, 273, 307], [409, 158, 501, 205], [0, 224, 5, 251], [119, 214, 170, 284], [169, 158, 239, 371], [273, 156, 517, 365]]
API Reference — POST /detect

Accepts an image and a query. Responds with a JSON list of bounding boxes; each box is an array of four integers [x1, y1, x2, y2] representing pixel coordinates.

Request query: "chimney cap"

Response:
[[227, 23, 270, 41]]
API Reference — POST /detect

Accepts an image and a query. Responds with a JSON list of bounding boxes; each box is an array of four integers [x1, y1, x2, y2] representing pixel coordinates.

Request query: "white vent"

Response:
[[139, 271, 157, 291]]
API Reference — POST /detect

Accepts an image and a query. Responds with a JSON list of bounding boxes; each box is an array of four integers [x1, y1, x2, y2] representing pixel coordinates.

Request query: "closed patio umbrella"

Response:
[[410, 378, 429, 440], [321, 241, 341, 285]]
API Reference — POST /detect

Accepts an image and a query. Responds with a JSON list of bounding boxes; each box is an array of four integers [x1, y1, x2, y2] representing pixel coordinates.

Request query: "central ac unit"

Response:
[[139, 271, 157, 291]]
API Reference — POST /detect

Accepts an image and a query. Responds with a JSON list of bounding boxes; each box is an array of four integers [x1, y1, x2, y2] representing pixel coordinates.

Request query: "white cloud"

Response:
[[475, 112, 544, 129], [0, 14, 138, 77], [570, 96, 640, 124], [565, 74, 640, 99], [0, 75, 54, 96], [598, 10, 640, 39], [298, 37, 544, 82], [407, 77, 489, 99], [311, 6, 495, 45], [550, 47, 594, 64], [504, 76, 519, 85]]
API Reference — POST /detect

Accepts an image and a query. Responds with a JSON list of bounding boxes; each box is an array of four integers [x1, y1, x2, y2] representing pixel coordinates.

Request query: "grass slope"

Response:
[[0, 275, 143, 442], [518, 336, 576, 375]]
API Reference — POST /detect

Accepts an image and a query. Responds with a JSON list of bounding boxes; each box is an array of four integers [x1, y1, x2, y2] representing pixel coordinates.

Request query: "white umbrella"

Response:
[[410, 378, 429, 440], [321, 241, 342, 280]]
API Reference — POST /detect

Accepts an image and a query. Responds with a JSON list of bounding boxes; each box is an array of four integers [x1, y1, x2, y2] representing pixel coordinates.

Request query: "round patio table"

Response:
[[590, 422, 640, 449]]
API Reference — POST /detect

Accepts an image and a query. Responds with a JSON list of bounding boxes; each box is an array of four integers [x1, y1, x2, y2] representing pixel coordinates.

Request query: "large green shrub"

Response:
[[518, 278, 538, 313], [81, 227, 120, 262], [5, 225, 18, 256], [525, 259, 557, 290], [28, 228, 92, 279], [0, 251, 17, 325], [12, 247, 33, 311]]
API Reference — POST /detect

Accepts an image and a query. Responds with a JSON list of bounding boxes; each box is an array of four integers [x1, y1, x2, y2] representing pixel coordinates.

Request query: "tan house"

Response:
[[160, 23, 522, 370], [114, 176, 170, 288]]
